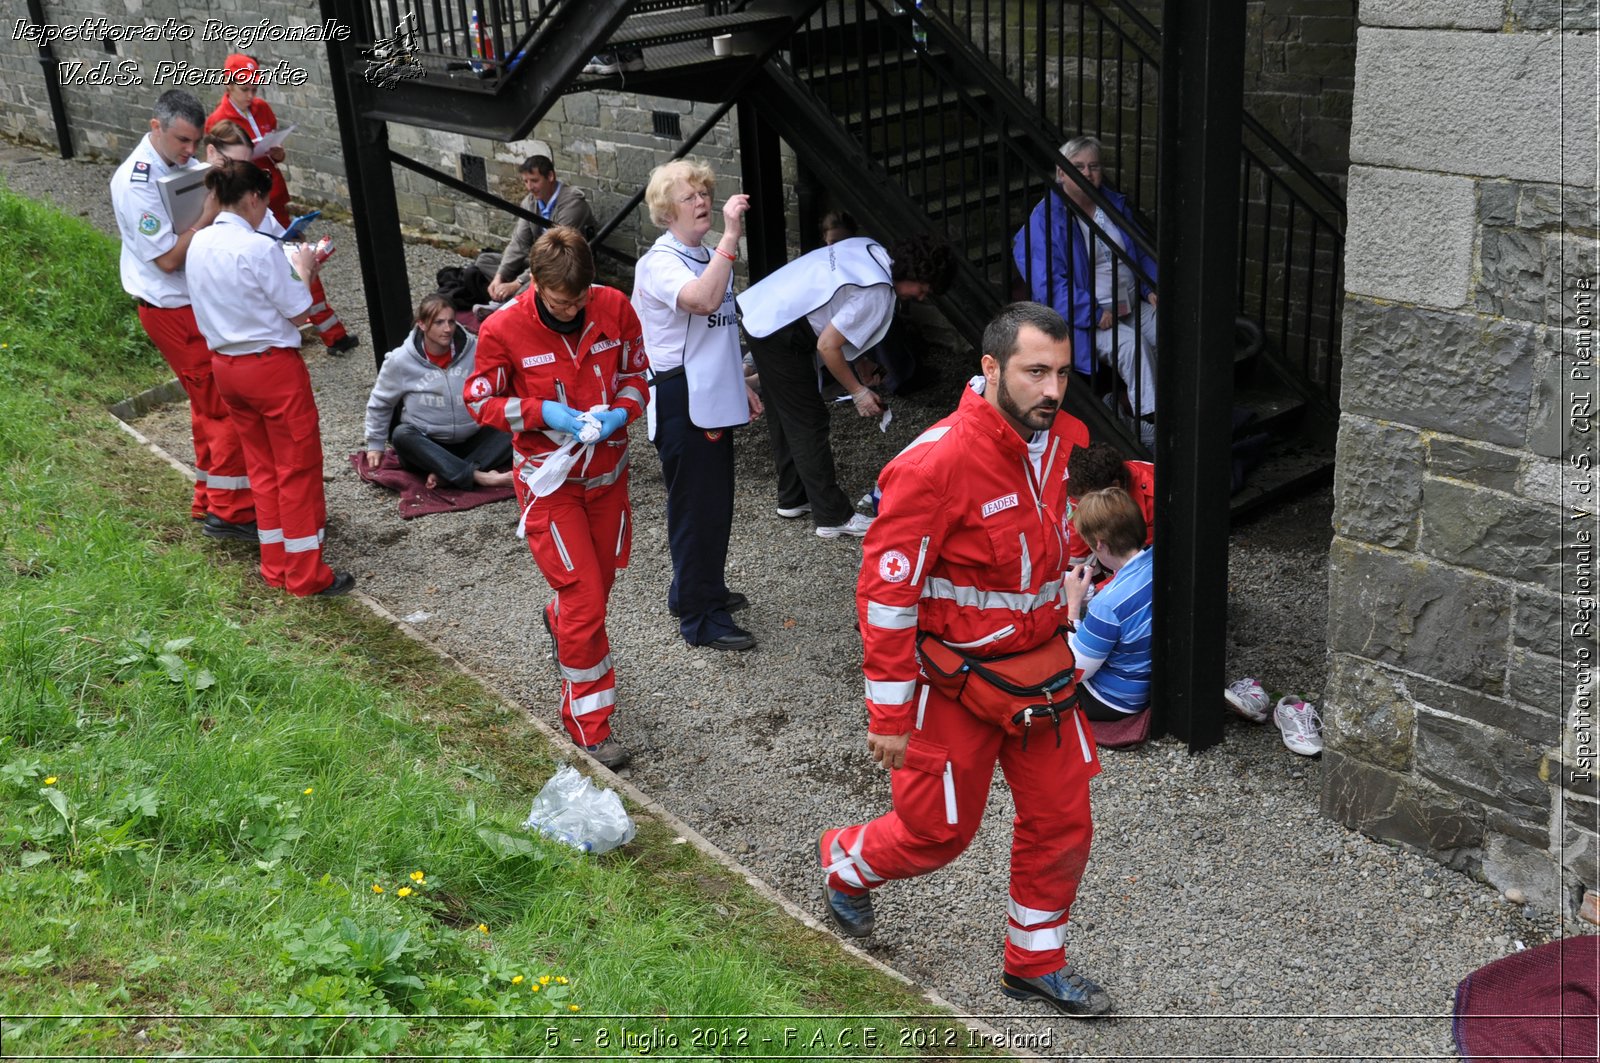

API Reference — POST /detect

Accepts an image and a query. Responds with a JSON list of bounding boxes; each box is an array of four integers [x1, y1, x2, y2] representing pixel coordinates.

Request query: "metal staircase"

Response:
[[326, 0, 1344, 512]]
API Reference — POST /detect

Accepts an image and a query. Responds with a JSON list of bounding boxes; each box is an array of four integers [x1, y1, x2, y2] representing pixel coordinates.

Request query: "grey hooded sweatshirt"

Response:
[[364, 324, 482, 452]]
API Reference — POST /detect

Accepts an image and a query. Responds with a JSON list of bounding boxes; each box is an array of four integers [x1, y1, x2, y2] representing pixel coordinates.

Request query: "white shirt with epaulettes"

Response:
[[110, 134, 195, 309]]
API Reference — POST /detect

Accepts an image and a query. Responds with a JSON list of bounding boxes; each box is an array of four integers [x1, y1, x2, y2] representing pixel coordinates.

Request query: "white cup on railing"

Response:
[[712, 33, 733, 57]]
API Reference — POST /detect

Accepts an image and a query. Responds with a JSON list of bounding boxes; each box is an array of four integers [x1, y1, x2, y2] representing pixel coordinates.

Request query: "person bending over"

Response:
[[736, 233, 954, 539], [364, 293, 512, 490], [1065, 440, 1154, 581]]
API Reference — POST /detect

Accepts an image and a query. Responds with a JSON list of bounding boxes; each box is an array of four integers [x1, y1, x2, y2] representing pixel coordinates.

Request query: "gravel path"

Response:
[[8, 140, 1576, 1059]]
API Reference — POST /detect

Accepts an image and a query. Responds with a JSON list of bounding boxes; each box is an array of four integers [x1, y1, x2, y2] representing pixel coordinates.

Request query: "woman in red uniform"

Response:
[[206, 55, 357, 355], [463, 227, 648, 768], [186, 159, 354, 598]]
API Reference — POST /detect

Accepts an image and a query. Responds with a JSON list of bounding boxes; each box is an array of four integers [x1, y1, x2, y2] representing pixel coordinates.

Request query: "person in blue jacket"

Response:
[[1013, 136, 1159, 437]]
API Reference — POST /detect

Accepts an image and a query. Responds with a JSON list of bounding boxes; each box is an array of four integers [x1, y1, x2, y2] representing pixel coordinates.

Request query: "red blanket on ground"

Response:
[[1455, 935, 1599, 1062], [348, 450, 515, 519]]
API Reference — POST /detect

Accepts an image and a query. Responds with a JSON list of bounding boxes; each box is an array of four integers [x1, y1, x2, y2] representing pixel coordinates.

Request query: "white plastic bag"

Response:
[[521, 765, 636, 854]]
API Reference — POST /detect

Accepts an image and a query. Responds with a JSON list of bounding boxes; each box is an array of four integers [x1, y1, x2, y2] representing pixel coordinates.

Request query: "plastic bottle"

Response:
[[912, 0, 928, 51]]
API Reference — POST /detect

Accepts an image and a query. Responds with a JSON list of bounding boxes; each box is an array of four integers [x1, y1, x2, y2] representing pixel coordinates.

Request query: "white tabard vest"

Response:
[[639, 239, 748, 438], [736, 237, 894, 345]]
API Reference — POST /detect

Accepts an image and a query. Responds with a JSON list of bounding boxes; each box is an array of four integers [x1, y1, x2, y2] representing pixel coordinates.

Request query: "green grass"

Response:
[[0, 184, 968, 1057]]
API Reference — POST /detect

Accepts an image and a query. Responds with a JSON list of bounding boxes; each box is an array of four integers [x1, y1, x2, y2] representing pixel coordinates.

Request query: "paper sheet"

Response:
[[251, 124, 297, 159]]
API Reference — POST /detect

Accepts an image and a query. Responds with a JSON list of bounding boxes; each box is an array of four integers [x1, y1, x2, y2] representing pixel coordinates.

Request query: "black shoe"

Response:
[[313, 571, 356, 597], [200, 514, 259, 542], [329, 334, 360, 356], [702, 627, 755, 652], [669, 591, 749, 618], [541, 604, 559, 661], [1000, 964, 1112, 1018], [823, 882, 875, 937]]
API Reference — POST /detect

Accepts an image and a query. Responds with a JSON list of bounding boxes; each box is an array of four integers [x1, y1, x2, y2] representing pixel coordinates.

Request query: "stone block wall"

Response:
[[1329, 6, 1598, 915]]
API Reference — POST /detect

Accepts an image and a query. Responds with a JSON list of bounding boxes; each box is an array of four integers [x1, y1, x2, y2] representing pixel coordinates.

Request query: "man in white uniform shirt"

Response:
[[111, 90, 256, 541], [736, 233, 953, 539]]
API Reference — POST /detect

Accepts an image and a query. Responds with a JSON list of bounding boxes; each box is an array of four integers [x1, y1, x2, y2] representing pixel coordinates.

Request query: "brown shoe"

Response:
[[580, 736, 632, 769]]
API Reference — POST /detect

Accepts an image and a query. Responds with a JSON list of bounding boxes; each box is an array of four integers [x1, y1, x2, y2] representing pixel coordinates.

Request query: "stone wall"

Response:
[[0, 1, 771, 269], [1328, 2, 1598, 915]]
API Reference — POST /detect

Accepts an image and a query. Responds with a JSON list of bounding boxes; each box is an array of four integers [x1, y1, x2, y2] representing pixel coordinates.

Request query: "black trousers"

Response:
[[390, 422, 512, 488], [651, 371, 739, 645], [744, 320, 854, 528]]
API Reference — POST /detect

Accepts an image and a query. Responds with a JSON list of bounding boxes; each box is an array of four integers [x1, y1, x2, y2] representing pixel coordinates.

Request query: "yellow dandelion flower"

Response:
[[539, 975, 551, 985], [477, 923, 489, 934], [568, 1004, 580, 1012], [530, 984, 541, 993], [555, 976, 568, 985], [409, 870, 425, 882], [511, 975, 524, 985], [397, 886, 413, 898], [302, 787, 314, 795], [372, 884, 384, 893], [43, 776, 57, 785]]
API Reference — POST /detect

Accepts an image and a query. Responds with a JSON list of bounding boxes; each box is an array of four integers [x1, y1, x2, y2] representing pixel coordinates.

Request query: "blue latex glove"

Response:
[[540, 400, 584, 436], [592, 407, 629, 442]]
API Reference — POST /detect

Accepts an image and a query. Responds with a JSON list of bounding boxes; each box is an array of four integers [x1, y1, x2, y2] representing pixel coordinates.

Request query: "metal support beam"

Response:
[[1152, 0, 1244, 751], [322, 0, 412, 370], [26, 0, 73, 159], [737, 102, 787, 282]]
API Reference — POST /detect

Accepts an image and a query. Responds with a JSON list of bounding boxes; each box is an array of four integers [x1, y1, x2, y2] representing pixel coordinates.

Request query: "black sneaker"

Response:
[[822, 882, 875, 937], [1000, 963, 1112, 1018], [200, 514, 259, 542], [313, 571, 356, 597], [329, 334, 360, 355]]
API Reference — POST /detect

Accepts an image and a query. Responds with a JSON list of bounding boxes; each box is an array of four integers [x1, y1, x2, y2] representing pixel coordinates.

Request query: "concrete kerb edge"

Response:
[[104, 392, 1043, 1059]]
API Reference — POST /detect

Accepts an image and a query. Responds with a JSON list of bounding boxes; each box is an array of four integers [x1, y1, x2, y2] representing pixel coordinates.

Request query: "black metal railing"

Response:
[[790, 0, 1160, 446], [921, 0, 1344, 408], [360, 0, 566, 83]]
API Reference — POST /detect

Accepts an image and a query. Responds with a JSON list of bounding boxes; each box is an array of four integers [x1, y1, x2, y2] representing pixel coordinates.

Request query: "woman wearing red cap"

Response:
[[205, 54, 289, 225], [206, 55, 357, 355]]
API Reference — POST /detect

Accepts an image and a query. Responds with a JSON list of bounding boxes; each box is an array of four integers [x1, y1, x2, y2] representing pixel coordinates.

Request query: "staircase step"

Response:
[[1228, 435, 1334, 517], [1233, 381, 1307, 437], [606, 10, 793, 49]]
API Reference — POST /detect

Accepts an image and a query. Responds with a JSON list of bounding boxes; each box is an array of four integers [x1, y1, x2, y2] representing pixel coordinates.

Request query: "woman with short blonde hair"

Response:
[[631, 157, 762, 651]]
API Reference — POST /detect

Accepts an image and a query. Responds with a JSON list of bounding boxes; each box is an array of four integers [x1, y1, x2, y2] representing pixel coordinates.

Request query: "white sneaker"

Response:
[[1274, 695, 1323, 756], [776, 502, 812, 519], [816, 513, 873, 539], [1224, 678, 1270, 722]]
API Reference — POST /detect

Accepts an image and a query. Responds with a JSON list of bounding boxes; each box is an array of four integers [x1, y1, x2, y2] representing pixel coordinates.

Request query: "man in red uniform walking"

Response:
[[464, 227, 647, 769], [819, 301, 1112, 1017]]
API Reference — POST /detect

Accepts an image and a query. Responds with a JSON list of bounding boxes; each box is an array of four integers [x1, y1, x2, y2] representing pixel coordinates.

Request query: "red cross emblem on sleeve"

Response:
[[878, 549, 910, 583]]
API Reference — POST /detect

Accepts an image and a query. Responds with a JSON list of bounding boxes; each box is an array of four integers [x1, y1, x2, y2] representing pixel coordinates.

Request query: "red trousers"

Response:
[[822, 686, 1101, 977], [305, 277, 349, 349], [516, 474, 632, 746], [136, 304, 254, 524], [210, 349, 335, 596]]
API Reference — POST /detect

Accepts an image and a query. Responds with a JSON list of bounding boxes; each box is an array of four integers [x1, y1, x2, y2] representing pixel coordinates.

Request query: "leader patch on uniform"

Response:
[[981, 492, 1019, 518], [878, 549, 911, 583], [590, 338, 619, 353], [131, 161, 151, 183], [521, 353, 555, 368], [137, 211, 161, 236]]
